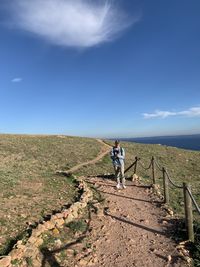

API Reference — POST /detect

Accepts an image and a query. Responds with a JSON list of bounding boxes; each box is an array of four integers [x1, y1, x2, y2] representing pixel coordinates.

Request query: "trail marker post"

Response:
[[183, 182, 194, 242], [151, 156, 156, 184], [162, 167, 169, 204]]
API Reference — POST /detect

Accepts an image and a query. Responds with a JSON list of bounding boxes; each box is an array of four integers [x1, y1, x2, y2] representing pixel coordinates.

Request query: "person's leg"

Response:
[[120, 163, 126, 188], [114, 166, 121, 188]]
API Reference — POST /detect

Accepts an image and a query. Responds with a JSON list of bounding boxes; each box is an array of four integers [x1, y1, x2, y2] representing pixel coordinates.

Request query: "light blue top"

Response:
[[110, 146, 125, 166]]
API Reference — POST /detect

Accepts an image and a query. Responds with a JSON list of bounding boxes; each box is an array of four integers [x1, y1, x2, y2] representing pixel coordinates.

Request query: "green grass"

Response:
[[1, 134, 200, 264], [66, 219, 88, 234], [0, 134, 102, 255]]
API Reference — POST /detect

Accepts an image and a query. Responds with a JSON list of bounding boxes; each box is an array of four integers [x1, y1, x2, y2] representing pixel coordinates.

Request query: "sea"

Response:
[[120, 134, 200, 151]]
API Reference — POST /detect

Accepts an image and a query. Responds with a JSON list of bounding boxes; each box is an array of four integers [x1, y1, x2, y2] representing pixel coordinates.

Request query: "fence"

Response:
[[125, 156, 200, 242]]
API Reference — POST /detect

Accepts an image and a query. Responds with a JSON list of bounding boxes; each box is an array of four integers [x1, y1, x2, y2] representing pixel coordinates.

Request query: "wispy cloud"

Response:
[[8, 0, 137, 48], [143, 107, 200, 119], [178, 107, 200, 117], [11, 77, 22, 83]]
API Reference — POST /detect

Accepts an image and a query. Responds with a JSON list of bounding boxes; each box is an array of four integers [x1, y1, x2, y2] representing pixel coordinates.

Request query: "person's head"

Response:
[[114, 140, 120, 147]]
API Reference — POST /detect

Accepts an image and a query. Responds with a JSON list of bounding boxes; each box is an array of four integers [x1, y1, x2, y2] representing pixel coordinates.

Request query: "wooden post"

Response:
[[134, 157, 138, 174], [152, 156, 156, 184], [162, 168, 169, 204], [183, 182, 194, 242]]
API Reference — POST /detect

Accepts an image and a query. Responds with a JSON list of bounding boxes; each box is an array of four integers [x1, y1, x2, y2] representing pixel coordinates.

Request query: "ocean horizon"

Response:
[[119, 134, 200, 151]]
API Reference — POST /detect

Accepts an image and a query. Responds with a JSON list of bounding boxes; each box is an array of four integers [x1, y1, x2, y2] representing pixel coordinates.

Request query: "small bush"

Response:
[[66, 220, 87, 234]]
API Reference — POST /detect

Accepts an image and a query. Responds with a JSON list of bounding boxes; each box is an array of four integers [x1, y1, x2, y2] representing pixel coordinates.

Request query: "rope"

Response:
[[138, 160, 152, 171], [154, 158, 163, 172], [124, 160, 136, 174], [165, 169, 183, 189], [186, 187, 200, 215]]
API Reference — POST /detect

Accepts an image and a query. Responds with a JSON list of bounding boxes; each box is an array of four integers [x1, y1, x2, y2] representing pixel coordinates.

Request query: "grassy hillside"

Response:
[[0, 135, 199, 259], [0, 134, 102, 254], [77, 140, 200, 217]]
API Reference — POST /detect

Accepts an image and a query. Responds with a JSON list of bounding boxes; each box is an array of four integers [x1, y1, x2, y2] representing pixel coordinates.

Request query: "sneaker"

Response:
[[122, 184, 126, 189], [116, 183, 121, 189]]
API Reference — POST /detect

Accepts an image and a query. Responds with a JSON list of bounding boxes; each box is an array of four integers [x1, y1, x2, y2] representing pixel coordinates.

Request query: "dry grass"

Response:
[[0, 135, 199, 256], [0, 134, 102, 254]]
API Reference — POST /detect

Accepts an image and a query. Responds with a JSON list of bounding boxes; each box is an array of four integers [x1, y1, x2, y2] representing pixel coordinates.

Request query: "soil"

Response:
[[65, 140, 187, 266], [83, 176, 187, 267]]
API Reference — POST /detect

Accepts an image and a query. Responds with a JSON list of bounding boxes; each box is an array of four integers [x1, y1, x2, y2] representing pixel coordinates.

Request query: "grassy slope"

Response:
[[0, 135, 199, 258], [0, 134, 102, 254], [76, 140, 200, 217]]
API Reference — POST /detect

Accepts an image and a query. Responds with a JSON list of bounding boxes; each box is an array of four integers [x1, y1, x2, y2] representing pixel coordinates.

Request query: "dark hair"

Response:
[[115, 140, 120, 144]]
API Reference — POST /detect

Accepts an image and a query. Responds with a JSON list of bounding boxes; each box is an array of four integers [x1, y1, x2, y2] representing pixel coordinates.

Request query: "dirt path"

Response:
[[58, 139, 111, 174], [84, 176, 186, 267]]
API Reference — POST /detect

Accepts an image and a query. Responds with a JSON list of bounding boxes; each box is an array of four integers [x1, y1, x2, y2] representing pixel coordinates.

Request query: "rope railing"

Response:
[[130, 155, 200, 242], [124, 157, 139, 174], [165, 169, 183, 189], [154, 158, 163, 172], [138, 160, 152, 171]]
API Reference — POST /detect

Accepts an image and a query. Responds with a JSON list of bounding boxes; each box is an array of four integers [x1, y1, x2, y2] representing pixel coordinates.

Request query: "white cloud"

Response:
[[11, 77, 22, 83], [143, 110, 177, 119], [178, 107, 200, 117], [9, 0, 136, 48], [143, 107, 200, 119]]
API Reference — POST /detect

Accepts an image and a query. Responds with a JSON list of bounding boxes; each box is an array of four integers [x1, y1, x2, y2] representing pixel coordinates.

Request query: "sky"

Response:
[[0, 0, 200, 138]]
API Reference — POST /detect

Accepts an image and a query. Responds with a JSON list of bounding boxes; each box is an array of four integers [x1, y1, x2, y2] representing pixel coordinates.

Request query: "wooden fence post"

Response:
[[162, 168, 169, 204], [152, 156, 156, 184], [183, 182, 194, 242], [134, 157, 138, 174]]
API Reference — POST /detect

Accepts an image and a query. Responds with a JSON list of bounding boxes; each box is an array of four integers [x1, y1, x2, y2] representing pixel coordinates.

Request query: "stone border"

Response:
[[0, 177, 93, 267]]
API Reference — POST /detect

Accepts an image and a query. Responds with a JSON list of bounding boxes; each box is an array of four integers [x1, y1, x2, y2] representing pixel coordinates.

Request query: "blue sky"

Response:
[[0, 0, 200, 138]]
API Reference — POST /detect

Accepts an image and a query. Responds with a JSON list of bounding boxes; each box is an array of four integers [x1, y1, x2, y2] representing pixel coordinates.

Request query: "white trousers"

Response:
[[114, 164, 125, 185]]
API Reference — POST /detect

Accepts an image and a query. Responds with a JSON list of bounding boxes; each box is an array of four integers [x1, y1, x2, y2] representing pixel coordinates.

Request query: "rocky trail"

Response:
[[82, 175, 187, 267], [63, 139, 187, 267]]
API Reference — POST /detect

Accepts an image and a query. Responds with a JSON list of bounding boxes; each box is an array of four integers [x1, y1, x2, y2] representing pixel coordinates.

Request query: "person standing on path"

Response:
[[110, 140, 126, 189]]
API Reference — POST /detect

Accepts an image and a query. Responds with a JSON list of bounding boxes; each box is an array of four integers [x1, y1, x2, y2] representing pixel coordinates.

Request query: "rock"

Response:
[[79, 258, 88, 265], [28, 236, 38, 244], [10, 248, 24, 260], [169, 210, 174, 216], [132, 174, 139, 181], [31, 258, 42, 266], [55, 213, 64, 219], [37, 224, 46, 233], [66, 249, 75, 257], [55, 218, 65, 228], [51, 215, 58, 221], [65, 213, 74, 224], [0, 256, 11, 267], [167, 255, 172, 262], [43, 220, 55, 230], [34, 237, 43, 247], [54, 239, 62, 249], [31, 229, 42, 238], [63, 210, 69, 218], [24, 246, 38, 258], [71, 210, 78, 218]]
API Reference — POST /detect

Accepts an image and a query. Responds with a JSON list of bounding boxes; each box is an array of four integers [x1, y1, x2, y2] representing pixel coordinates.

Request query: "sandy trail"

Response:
[[57, 139, 111, 174], [85, 176, 185, 267]]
